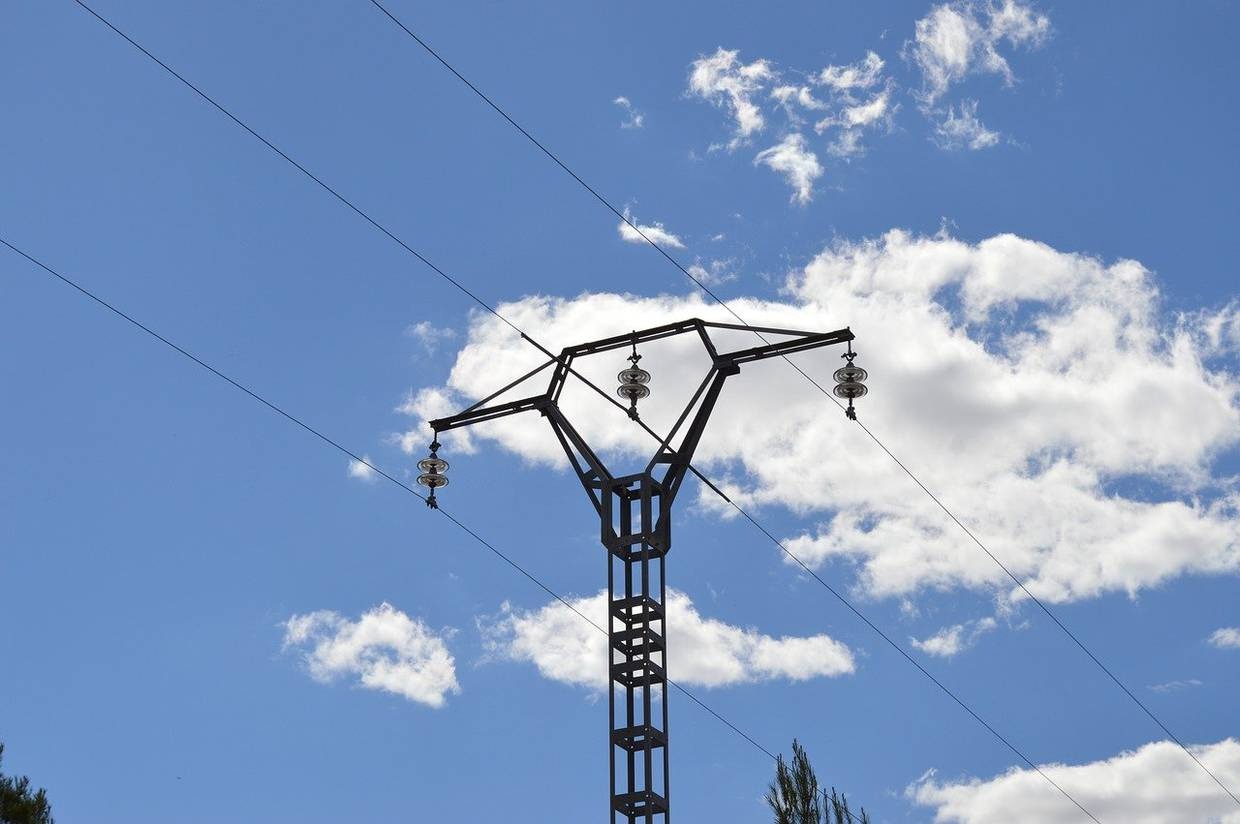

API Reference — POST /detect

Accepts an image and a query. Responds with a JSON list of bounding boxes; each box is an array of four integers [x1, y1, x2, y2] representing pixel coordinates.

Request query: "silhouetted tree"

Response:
[[766, 740, 868, 824], [0, 744, 53, 824]]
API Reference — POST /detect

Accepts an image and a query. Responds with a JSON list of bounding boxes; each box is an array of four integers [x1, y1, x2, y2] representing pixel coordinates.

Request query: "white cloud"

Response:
[[771, 84, 829, 117], [687, 258, 738, 287], [754, 134, 823, 204], [908, 0, 1051, 106], [479, 588, 854, 690], [817, 51, 886, 93], [690, 48, 894, 186], [396, 386, 476, 455], [1147, 678, 1202, 694], [618, 207, 686, 249], [398, 229, 1240, 607], [910, 738, 1240, 823], [405, 320, 456, 354], [1196, 303, 1240, 355], [808, 52, 896, 159], [347, 456, 378, 483], [911, 617, 997, 658], [613, 95, 645, 129], [282, 603, 459, 708], [1209, 627, 1240, 649], [819, 89, 895, 159], [688, 47, 775, 148], [933, 99, 1001, 150], [832, 91, 893, 130]]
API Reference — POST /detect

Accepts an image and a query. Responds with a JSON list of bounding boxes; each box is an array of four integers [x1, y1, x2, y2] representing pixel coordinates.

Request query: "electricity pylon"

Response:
[[421, 318, 864, 823]]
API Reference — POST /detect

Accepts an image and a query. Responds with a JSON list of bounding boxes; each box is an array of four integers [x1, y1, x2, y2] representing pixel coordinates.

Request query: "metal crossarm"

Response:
[[425, 318, 856, 822]]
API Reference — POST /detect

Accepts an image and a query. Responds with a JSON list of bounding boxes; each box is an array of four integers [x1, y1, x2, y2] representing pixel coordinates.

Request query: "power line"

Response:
[[5, 233, 872, 822], [361, 0, 1240, 809], [59, 5, 1101, 818], [730, 504, 1095, 822], [0, 233, 781, 790]]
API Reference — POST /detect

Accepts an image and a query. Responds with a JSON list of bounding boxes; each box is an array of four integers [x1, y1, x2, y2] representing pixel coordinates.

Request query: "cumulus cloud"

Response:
[[933, 99, 1000, 150], [909, 738, 1240, 823], [688, 47, 774, 148], [907, 0, 1051, 106], [1209, 627, 1240, 649], [396, 386, 476, 455], [618, 207, 686, 249], [911, 617, 997, 658], [282, 603, 459, 708], [613, 95, 645, 129], [754, 134, 823, 204], [479, 588, 854, 690], [347, 456, 378, 483], [397, 229, 1240, 607]]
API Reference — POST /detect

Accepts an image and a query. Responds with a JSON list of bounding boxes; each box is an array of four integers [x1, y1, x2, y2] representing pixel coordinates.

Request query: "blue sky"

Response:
[[2, 2, 1239, 822]]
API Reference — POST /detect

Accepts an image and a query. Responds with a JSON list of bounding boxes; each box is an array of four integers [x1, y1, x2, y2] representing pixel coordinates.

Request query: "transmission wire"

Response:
[[0, 233, 778, 785], [60, 4, 1110, 818], [361, 0, 1240, 809]]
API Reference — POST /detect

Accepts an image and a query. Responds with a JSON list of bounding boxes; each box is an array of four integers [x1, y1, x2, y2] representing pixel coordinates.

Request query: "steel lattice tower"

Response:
[[424, 319, 860, 822]]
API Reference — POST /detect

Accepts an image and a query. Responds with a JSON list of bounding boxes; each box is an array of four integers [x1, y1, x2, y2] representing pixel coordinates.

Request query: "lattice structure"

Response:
[[605, 472, 670, 820], [428, 319, 856, 822]]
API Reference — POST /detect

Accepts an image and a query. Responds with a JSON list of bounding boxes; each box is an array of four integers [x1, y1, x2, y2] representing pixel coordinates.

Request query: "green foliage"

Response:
[[0, 744, 54, 824], [766, 739, 868, 824], [824, 787, 868, 824]]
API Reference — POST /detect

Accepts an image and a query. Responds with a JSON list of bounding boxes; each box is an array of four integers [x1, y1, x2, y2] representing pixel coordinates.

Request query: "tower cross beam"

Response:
[[425, 318, 857, 823]]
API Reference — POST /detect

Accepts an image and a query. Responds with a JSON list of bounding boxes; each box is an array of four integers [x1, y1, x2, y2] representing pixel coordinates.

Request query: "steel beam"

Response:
[[425, 318, 856, 822]]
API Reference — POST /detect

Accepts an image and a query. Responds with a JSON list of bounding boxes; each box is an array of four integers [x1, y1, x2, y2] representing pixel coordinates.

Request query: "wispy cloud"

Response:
[[911, 617, 997, 658], [933, 99, 1001, 150], [906, 0, 1050, 148], [687, 258, 738, 287], [405, 320, 456, 354], [347, 456, 378, 483], [817, 51, 886, 93], [618, 207, 685, 248], [688, 47, 775, 149], [690, 48, 893, 194], [907, 0, 1051, 106], [613, 95, 645, 129], [687, 4, 1051, 181], [811, 52, 896, 159], [1147, 678, 1203, 694], [754, 134, 823, 204]]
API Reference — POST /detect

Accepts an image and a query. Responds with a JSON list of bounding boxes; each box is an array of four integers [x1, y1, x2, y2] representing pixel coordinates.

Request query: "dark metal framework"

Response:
[[429, 318, 854, 823]]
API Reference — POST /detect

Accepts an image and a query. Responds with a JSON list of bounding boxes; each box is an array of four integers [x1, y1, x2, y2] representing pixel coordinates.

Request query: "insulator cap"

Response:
[[833, 381, 868, 400], [417, 456, 449, 474], [417, 473, 449, 489], [617, 367, 651, 385], [834, 364, 868, 384], [617, 383, 651, 401]]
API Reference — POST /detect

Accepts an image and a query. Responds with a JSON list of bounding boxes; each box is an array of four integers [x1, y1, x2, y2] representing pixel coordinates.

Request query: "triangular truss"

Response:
[[429, 317, 853, 824]]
